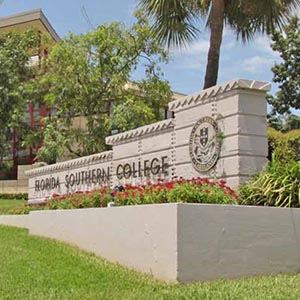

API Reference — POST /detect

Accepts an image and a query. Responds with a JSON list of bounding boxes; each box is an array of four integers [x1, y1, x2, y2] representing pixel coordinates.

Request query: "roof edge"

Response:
[[0, 9, 60, 42]]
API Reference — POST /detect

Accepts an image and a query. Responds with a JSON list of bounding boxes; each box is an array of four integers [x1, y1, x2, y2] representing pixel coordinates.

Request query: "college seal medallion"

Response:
[[189, 116, 221, 172]]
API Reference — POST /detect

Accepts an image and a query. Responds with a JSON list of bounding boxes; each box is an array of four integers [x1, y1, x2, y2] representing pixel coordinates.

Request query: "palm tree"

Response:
[[139, 0, 300, 89]]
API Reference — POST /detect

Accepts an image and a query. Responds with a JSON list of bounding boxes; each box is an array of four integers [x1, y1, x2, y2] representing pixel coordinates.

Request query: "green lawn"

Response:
[[0, 226, 300, 299], [0, 199, 25, 215]]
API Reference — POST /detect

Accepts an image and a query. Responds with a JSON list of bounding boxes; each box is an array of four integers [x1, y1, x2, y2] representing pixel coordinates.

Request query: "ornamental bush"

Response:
[[0, 193, 28, 200], [267, 128, 300, 162], [46, 188, 113, 210], [113, 178, 237, 206], [242, 128, 300, 208], [10, 178, 237, 214], [239, 156, 300, 208]]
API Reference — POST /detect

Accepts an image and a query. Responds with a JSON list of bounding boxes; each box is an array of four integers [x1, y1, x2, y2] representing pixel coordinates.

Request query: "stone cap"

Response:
[[168, 79, 271, 112], [25, 151, 113, 177], [106, 119, 174, 146]]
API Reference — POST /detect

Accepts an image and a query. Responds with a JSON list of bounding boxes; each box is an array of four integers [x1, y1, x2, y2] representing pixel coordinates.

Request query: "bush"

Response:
[[268, 128, 300, 162], [46, 188, 113, 210], [46, 178, 237, 209], [9, 178, 237, 214], [239, 158, 300, 208], [243, 128, 300, 208], [113, 178, 237, 206], [0, 193, 28, 200], [11, 204, 37, 215]]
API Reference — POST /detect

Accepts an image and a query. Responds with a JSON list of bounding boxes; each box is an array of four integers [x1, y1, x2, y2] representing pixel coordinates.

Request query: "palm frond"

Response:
[[225, 0, 300, 42], [139, 0, 203, 47]]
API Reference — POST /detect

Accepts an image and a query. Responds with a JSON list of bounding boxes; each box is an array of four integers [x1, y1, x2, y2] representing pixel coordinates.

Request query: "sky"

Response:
[[0, 0, 291, 96]]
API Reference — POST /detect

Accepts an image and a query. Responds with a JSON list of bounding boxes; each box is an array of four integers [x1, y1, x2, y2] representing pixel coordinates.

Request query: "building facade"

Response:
[[0, 9, 59, 180]]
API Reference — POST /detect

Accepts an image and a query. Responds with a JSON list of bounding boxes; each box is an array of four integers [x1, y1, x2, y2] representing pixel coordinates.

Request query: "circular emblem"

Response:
[[189, 116, 221, 172]]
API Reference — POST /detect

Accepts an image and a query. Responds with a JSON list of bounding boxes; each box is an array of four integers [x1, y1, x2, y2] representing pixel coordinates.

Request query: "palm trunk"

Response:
[[203, 0, 225, 89]]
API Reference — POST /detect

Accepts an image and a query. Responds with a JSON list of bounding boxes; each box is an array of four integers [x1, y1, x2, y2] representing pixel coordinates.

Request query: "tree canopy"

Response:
[[35, 15, 172, 163], [268, 16, 300, 115], [0, 30, 39, 168]]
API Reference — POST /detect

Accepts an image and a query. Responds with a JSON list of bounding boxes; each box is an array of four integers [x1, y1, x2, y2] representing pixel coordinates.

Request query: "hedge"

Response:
[[0, 193, 28, 200]]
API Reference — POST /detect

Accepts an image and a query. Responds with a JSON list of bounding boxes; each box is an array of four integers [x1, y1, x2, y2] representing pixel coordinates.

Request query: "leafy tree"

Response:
[[268, 16, 300, 115], [139, 0, 300, 89], [268, 113, 300, 132], [0, 31, 39, 168], [36, 16, 171, 162], [284, 114, 300, 131]]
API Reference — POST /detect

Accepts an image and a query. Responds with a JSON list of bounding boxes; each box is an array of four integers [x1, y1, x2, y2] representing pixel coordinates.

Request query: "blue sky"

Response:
[[0, 0, 289, 95]]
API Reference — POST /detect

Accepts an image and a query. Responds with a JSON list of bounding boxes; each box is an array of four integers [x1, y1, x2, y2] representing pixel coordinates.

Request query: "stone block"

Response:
[[223, 114, 267, 137], [141, 131, 173, 153]]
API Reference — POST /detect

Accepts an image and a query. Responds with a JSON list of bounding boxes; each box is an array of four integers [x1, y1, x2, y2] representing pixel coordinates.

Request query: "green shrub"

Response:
[[10, 205, 31, 215], [46, 189, 113, 210], [246, 128, 300, 208], [165, 183, 234, 204], [113, 179, 237, 206], [10, 204, 42, 215], [0, 193, 28, 200], [268, 128, 300, 162], [239, 157, 300, 208], [8, 178, 237, 214]]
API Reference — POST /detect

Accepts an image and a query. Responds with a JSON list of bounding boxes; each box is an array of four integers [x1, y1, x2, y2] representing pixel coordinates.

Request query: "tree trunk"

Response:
[[203, 0, 225, 89]]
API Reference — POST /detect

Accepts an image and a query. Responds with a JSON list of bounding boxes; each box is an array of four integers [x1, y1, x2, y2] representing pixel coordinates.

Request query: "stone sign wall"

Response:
[[27, 152, 112, 203], [26, 79, 271, 204]]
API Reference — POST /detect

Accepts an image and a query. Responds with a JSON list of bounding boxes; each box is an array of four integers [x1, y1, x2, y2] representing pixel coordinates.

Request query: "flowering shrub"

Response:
[[113, 178, 237, 206], [9, 178, 238, 214], [11, 203, 43, 215], [9, 188, 113, 214], [46, 188, 113, 210]]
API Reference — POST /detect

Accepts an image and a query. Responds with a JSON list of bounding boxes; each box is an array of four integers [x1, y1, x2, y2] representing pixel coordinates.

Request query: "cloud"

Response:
[[169, 27, 280, 75], [223, 40, 236, 50], [169, 38, 209, 70], [171, 39, 209, 56], [185, 40, 209, 55], [170, 53, 207, 70], [253, 36, 274, 54], [242, 56, 276, 73]]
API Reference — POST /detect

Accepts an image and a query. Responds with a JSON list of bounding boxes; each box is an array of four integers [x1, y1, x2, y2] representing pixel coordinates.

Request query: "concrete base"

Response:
[[0, 214, 29, 228], [0, 203, 300, 282]]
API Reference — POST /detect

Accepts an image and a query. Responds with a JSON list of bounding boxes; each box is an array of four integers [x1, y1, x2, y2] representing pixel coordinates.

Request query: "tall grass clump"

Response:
[[239, 144, 300, 208]]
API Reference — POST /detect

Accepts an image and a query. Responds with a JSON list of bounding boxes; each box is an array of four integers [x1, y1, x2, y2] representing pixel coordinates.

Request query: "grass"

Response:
[[0, 199, 25, 215], [0, 226, 300, 299]]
